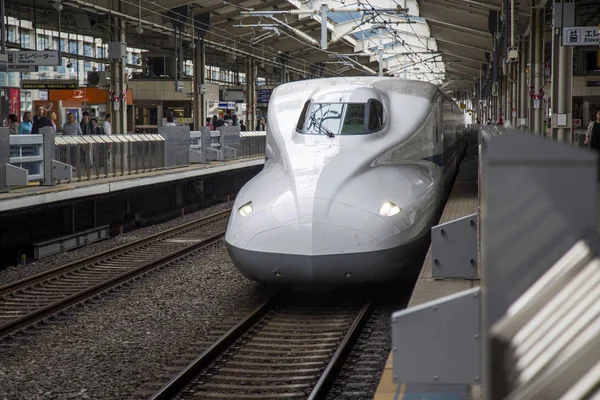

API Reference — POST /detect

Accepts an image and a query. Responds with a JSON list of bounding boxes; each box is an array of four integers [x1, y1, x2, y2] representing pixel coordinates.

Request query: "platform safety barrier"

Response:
[[55, 133, 166, 181], [391, 126, 599, 399], [189, 127, 266, 163], [2, 126, 266, 191], [2, 127, 73, 192]]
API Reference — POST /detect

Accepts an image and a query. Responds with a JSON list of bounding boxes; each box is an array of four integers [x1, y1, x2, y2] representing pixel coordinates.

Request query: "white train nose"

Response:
[[247, 221, 377, 255], [225, 203, 426, 284]]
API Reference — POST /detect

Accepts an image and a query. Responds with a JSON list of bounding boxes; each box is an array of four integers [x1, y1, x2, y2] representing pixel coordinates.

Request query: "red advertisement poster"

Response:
[[9, 88, 21, 118]]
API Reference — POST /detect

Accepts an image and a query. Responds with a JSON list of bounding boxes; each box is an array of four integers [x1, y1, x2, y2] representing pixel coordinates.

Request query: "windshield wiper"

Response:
[[309, 116, 335, 138]]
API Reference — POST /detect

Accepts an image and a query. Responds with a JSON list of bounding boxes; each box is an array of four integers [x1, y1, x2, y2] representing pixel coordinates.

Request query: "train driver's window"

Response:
[[340, 104, 366, 134], [367, 99, 384, 132], [296, 100, 311, 131]]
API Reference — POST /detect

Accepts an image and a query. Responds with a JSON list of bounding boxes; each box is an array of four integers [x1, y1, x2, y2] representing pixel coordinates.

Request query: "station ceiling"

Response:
[[5, 0, 538, 93]]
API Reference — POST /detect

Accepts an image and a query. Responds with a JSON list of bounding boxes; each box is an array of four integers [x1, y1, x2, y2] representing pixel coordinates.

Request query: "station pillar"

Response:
[[519, 40, 528, 129], [551, 0, 574, 144], [110, 4, 127, 134], [245, 57, 257, 130], [533, 7, 545, 136], [193, 37, 206, 130]]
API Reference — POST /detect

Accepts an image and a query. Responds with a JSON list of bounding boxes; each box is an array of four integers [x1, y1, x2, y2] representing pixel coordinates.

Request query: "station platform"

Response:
[[0, 157, 265, 213], [374, 159, 480, 400]]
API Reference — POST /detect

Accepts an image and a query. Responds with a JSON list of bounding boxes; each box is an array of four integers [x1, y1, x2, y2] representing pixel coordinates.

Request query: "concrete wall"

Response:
[[0, 166, 262, 267]]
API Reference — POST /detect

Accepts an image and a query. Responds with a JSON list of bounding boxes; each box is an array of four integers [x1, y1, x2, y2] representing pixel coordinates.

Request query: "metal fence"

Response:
[[189, 128, 266, 163], [4, 127, 266, 190], [54, 134, 166, 181]]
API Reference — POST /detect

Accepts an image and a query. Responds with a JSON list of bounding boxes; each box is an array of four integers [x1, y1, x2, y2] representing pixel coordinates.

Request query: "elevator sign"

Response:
[[562, 26, 600, 46]]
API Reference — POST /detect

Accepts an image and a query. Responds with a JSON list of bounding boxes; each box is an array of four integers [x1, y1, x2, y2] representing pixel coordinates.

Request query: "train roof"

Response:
[[271, 77, 445, 105]]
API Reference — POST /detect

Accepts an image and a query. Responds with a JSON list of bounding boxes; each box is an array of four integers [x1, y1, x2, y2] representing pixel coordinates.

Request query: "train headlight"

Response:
[[378, 201, 402, 217], [238, 201, 254, 217]]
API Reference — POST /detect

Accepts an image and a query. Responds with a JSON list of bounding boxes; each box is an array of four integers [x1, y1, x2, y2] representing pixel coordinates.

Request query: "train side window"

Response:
[[296, 100, 311, 131], [367, 99, 384, 132]]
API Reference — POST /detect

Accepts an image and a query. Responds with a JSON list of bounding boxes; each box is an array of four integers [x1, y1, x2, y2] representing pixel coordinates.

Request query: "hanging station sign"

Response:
[[7, 50, 61, 66], [562, 26, 600, 46], [21, 80, 79, 90]]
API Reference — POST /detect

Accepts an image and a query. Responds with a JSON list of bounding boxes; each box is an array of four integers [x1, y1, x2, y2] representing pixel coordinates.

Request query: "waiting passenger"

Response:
[[63, 113, 83, 135], [104, 114, 112, 135], [32, 105, 44, 125], [18, 112, 33, 134], [31, 112, 54, 134], [8, 114, 19, 134], [256, 118, 266, 131], [80, 111, 92, 135], [585, 111, 600, 152], [90, 118, 103, 134], [164, 116, 177, 126], [48, 111, 58, 133]]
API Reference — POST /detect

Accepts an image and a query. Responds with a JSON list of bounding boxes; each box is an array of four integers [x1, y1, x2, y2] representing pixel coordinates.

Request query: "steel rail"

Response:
[[148, 297, 374, 400], [148, 293, 281, 400], [0, 209, 231, 297], [0, 231, 225, 337]]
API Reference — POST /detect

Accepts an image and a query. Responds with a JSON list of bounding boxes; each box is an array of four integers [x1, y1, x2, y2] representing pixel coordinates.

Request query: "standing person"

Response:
[[62, 112, 83, 135], [585, 110, 600, 180], [585, 110, 600, 150], [90, 118, 103, 134], [8, 114, 19, 134], [32, 105, 44, 125], [48, 111, 58, 133], [205, 117, 214, 130], [18, 112, 33, 134], [164, 116, 177, 126], [103, 114, 112, 135], [80, 111, 92, 135], [240, 120, 247, 132], [256, 118, 265, 131], [212, 115, 218, 129], [31, 112, 54, 134]]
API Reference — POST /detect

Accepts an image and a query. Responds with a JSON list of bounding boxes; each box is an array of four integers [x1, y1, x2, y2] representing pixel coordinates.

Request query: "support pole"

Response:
[[556, 41, 572, 144], [533, 7, 544, 136], [528, 12, 536, 132], [378, 27, 383, 77], [320, 0, 328, 50], [511, 62, 518, 127], [519, 40, 528, 129], [111, 5, 127, 134], [555, 0, 573, 144], [0, 0, 6, 54], [193, 37, 206, 130]]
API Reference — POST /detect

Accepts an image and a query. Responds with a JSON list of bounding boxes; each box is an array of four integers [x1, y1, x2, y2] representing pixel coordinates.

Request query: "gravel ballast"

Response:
[[0, 240, 272, 400], [0, 201, 233, 287]]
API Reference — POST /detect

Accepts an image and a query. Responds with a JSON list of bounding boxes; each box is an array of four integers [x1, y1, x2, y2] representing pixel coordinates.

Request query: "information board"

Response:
[[257, 89, 273, 104], [22, 80, 79, 90], [7, 50, 61, 66], [562, 26, 600, 46]]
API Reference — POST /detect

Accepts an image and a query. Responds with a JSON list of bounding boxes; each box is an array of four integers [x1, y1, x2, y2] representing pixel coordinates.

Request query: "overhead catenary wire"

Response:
[[129, 0, 341, 75], [63, 0, 341, 76]]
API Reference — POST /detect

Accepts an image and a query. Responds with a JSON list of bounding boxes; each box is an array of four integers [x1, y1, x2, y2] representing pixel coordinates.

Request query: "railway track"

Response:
[[0, 209, 231, 338], [148, 292, 374, 400]]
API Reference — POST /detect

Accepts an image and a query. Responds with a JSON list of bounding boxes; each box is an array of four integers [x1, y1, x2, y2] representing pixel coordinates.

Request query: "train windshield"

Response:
[[297, 100, 384, 136]]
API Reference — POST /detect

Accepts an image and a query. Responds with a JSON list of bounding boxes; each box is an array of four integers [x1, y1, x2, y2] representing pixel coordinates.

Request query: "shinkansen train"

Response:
[[225, 77, 466, 284]]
